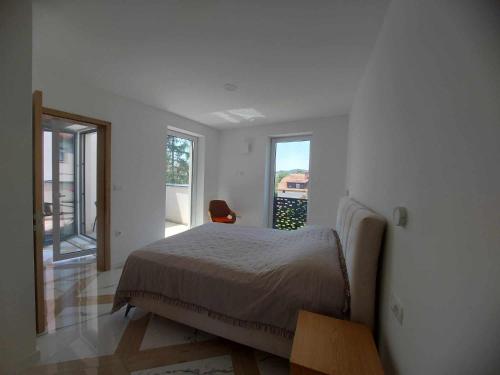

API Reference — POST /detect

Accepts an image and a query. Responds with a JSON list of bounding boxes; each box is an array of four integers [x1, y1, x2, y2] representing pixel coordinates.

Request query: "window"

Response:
[[165, 130, 197, 231], [166, 135, 191, 185], [269, 136, 311, 230]]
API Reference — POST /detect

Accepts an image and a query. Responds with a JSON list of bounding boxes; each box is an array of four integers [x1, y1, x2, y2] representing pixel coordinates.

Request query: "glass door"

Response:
[[80, 130, 98, 240], [42, 116, 97, 262], [269, 136, 311, 230], [165, 130, 197, 236], [57, 131, 77, 243]]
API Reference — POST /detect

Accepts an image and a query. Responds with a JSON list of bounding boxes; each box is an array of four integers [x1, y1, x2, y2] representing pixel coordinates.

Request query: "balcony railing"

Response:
[[165, 184, 190, 225], [272, 196, 308, 230]]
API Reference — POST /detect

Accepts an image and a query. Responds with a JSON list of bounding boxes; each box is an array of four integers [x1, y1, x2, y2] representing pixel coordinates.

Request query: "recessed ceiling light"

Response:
[[211, 108, 265, 124], [212, 111, 240, 123], [223, 83, 238, 92], [227, 108, 265, 121]]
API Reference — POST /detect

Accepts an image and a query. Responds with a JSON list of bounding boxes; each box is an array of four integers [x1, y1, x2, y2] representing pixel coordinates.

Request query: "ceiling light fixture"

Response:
[[227, 108, 265, 121], [211, 108, 266, 124], [212, 111, 240, 123]]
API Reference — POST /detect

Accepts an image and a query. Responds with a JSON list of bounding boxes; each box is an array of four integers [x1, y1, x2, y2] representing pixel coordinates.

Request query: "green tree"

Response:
[[275, 170, 290, 190], [166, 136, 191, 184]]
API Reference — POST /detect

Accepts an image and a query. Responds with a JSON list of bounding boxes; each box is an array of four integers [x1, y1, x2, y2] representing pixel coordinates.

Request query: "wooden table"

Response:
[[290, 310, 384, 375]]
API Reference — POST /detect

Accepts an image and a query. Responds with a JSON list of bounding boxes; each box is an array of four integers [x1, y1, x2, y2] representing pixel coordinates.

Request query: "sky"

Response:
[[275, 140, 310, 171]]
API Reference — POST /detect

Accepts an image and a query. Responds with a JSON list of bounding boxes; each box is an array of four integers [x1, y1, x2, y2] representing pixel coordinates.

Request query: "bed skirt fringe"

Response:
[[112, 291, 295, 339]]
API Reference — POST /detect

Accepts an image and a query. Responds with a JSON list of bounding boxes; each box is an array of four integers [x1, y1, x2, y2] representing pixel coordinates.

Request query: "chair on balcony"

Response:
[[208, 200, 237, 224]]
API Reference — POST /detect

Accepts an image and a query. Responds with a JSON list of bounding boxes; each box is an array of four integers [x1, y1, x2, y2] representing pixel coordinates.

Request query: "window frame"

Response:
[[267, 134, 312, 228]]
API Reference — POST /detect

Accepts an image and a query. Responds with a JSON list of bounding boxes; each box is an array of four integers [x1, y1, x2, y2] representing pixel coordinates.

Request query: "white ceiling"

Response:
[[33, 0, 389, 129]]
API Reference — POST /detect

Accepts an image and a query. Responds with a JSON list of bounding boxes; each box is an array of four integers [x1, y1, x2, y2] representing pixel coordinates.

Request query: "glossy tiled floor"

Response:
[[43, 235, 97, 258], [24, 252, 290, 374]]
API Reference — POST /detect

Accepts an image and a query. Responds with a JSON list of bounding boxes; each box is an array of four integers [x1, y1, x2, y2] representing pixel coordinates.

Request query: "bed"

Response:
[[112, 197, 386, 358]]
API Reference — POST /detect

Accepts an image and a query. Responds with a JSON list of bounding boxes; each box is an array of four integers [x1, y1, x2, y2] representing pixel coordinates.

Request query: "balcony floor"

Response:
[[165, 220, 189, 237]]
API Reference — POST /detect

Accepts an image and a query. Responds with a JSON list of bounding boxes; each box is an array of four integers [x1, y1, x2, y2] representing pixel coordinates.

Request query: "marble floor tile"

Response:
[[140, 314, 215, 350], [36, 305, 131, 365], [80, 266, 122, 297], [131, 355, 234, 375], [34, 250, 291, 374], [45, 279, 78, 300], [52, 302, 113, 331]]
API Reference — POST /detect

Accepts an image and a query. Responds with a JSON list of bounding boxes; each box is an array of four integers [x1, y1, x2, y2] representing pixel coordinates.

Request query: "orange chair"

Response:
[[208, 200, 237, 224]]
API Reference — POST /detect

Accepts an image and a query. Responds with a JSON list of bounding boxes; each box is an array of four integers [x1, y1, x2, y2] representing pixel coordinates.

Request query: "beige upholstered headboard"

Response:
[[336, 196, 386, 330]]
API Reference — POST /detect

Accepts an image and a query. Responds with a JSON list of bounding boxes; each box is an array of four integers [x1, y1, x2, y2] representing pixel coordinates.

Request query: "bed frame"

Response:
[[129, 196, 386, 358]]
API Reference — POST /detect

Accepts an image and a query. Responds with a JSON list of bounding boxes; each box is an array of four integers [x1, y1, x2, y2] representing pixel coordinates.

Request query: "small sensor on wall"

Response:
[[393, 206, 408, 227]]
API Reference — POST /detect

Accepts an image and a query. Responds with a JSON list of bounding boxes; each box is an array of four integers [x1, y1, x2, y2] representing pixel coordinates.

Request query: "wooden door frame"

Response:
[[33, 90, 111, 334]]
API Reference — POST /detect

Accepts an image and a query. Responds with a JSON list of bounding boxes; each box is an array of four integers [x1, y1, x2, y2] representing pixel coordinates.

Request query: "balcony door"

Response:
[[165, 130, 197, 237], [42, 119, 100, 262], [33, 90, 111, 333], [268, 136, 311, 229]]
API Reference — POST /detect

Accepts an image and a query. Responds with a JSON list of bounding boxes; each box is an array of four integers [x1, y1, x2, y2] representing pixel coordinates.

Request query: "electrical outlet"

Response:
[[390, 292, 404, 326]]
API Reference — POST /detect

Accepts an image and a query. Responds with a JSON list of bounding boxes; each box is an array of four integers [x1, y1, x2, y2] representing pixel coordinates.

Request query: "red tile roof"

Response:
[[277, 173, 309, 191]]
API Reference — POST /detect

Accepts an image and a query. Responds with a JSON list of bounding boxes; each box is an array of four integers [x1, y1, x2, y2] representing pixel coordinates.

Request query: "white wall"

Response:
[[0, 0, 38, 372], [217, 116, 348, 227], [32, 72, 220, 266], [347, 1, 500, 374]]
